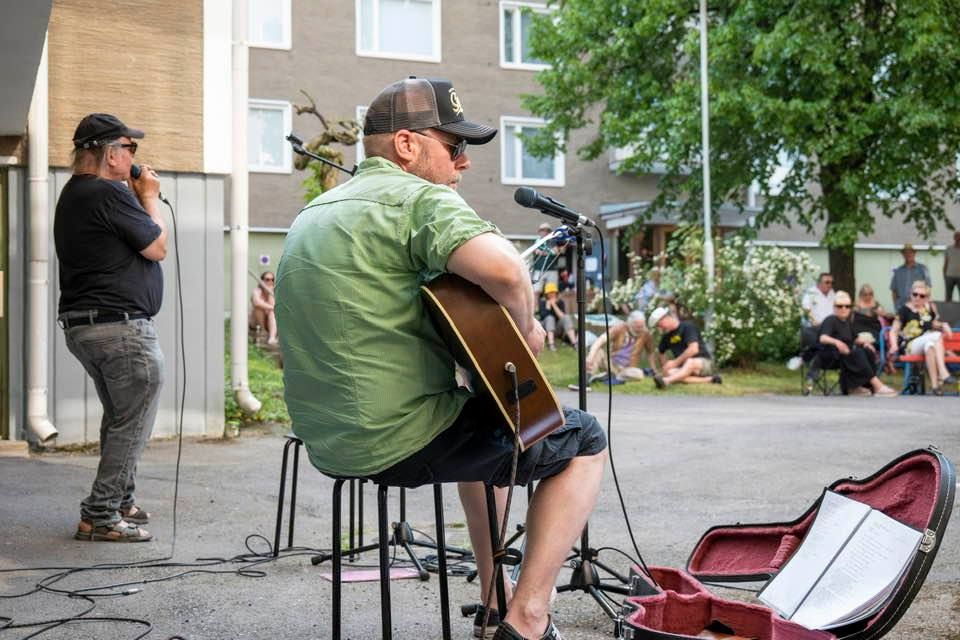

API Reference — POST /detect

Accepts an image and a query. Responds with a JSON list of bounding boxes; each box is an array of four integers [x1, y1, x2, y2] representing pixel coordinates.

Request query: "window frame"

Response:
[[499, 1, 550, 71], [248, 0, 292, 50], [355, 105, 368, 163], [355, 0, 442, 63], [248, 99, 293, 174], [499, 115, 565, 187]]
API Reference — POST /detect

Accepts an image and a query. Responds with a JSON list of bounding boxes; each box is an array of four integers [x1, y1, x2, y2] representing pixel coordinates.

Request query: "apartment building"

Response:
[[241, 0, 959, 312]]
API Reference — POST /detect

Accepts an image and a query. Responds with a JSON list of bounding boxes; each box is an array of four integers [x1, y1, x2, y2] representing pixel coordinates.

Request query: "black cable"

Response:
[[595, 230, 660, 589]]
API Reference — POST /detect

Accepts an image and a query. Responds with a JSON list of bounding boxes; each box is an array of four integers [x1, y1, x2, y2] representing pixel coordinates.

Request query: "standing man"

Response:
[[531, 221, 559, 295], [943, 231, 960, 303], [649, 307, 722, 388], [890, 243, 931, 310], [801, 273, 836, 327], [277, 77, 607, 640], [54, 113, 166, 542]]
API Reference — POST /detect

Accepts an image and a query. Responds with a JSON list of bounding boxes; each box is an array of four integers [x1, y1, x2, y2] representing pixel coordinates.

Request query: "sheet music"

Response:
[[759, 490, 922, 630], [759, 490, 870, 618]]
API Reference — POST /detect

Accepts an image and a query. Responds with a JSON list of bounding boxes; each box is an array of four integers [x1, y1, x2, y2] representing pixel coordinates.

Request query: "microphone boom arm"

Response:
[[286, 133, 357, 177]]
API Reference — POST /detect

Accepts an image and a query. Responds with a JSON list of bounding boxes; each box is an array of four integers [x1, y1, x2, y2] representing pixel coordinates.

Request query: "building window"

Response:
[[249, 0, 291, 49], [356, 0, 441, 62], [248, 100, 292, 173], [355, 106, 369, 163], [500, 117, 564, 187], [500, 1, 549, 70]]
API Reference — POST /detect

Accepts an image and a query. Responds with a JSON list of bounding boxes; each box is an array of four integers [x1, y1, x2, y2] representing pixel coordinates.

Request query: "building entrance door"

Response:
[[0, 168, 8, 439]]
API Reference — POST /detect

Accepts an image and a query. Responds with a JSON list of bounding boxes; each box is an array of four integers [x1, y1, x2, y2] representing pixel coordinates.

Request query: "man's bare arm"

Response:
[[447, 232, 543, 352]]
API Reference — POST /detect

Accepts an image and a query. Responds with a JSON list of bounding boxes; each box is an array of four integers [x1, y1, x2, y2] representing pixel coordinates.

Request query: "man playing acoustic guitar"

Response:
[[276, 77, 607, 640]]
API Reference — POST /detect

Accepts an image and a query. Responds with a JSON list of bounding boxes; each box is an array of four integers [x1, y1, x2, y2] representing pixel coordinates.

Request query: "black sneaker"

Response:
[[653, 375, 666, 390], [474, 606, 501, 639], [711, 374, 723, 384], [492, 617, 563, 640]]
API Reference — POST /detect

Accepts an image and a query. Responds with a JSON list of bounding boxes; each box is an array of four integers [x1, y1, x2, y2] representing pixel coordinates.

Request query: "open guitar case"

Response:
[[619, 447, 955, 640]]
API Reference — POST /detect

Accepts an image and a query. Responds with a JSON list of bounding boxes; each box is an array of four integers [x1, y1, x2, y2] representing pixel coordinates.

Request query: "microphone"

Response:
[[513, 187, 595, 228], [130, 164, 169, 204]]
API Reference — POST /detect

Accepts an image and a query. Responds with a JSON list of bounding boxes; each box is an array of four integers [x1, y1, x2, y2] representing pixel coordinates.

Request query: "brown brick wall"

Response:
[[47, 0, 203, 172]]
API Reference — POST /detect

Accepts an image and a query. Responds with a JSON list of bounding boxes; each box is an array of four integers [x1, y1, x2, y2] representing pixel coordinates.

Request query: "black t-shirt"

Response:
[[54, 175, 163, 316], [819, 314, 855, 347], [658, 321, 711, 360]]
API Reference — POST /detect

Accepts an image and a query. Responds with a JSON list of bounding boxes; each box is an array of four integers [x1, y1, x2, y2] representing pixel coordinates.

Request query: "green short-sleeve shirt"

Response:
[[276, 157, 499, 476]]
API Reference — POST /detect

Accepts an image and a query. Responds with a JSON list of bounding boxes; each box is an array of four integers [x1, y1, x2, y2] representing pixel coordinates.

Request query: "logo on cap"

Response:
[[449, 88, 463, 116]]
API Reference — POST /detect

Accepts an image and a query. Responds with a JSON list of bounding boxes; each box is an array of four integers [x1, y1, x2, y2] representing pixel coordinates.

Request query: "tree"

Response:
[[292, 90, 360, 202], [523, 1, 960, 294]]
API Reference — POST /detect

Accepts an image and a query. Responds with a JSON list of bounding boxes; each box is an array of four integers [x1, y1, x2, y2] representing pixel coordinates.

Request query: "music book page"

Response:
[[759, 490, 922, 630]]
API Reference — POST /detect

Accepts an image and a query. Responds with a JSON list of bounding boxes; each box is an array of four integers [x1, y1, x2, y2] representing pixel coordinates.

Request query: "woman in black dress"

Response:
[[819, 292, 898, 397]]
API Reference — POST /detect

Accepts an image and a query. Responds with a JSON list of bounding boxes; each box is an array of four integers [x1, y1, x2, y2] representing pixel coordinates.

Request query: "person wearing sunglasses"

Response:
[[816, 292, 898, 397], [249, 271, 278, 346], [888, 280, 956, 394], [54, 113, 166, 542], [276, 77, 606, 640]]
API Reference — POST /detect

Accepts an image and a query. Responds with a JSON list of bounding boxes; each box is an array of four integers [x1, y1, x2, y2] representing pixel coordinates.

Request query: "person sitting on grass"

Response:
[[818, 291, 898, 397], [649, 307, 721, 388], [583, 310, 656, 385], [249, 271, 278, 345], [537, 281, 576, 351]]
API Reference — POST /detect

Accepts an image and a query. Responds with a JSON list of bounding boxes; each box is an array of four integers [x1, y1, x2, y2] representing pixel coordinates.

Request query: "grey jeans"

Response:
[[62, 317, 164, 526]]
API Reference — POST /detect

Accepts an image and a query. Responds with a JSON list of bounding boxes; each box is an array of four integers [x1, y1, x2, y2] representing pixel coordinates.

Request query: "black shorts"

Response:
[[366, 399, 607, 488]]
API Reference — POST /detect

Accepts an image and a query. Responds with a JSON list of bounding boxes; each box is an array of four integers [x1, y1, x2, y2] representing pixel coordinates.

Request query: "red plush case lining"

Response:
[[687, 454, 940, 578], [625, 568, 837, 640]]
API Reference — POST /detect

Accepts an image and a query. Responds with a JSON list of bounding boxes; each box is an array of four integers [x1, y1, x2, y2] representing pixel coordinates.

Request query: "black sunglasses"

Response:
[[911, 292, 927, 298], [413, 130, 467, 160], [114, 142, 138, 155], [835, 304, 851, 309]]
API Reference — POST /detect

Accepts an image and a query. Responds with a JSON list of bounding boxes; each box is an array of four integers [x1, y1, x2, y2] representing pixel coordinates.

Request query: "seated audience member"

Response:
[[585, 311, 655, 383], [249, 271, 278, 345], [649, 307, 721, 388], [818, 291, 898, 397], [557, 268, 574, 293], [852, 284, 890, 344], [888, 280, 957, 395], [801, 272, 836, 327], [538, 282, 576, 351]]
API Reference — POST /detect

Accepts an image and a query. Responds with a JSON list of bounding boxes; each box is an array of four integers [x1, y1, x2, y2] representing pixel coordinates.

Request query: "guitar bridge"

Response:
[[506, 379, 537, 404]]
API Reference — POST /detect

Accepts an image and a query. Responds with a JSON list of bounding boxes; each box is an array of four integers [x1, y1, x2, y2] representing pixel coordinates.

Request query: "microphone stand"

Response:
[[553, 222, 632, 621]]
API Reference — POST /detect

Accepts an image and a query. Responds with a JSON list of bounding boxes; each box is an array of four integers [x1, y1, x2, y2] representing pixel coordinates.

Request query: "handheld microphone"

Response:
[[513, 187, 595, 228], [130, 164, 169, 204]]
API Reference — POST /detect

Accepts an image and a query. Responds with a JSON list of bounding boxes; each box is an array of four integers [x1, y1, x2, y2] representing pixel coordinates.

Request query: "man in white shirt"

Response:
[[801, 273, 836, 327]]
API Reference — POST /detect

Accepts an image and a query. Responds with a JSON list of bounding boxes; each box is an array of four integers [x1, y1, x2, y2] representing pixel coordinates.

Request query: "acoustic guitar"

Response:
[[421, 274, 565, 451]]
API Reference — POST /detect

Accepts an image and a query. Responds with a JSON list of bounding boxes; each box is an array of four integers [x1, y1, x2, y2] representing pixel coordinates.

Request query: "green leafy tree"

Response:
[[523, 1, 960, 294]]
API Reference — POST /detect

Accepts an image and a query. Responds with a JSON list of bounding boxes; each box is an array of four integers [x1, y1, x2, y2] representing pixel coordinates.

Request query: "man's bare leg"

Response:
[[503, 450, 607, 638], [662, 359, 699, 385], [458, 482, 514, 612]]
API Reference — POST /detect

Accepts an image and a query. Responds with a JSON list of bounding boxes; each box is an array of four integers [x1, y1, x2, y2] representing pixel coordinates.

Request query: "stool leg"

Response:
[[378, 485, 393, 639], [484, 484, 509, 616], [359, 480, 366, 552], [273, 437, 295, 557], [433, 485, 451, 640], [348, 479, 356, 561], [288, 441, 300, 549], [332, 478, 346, 640]]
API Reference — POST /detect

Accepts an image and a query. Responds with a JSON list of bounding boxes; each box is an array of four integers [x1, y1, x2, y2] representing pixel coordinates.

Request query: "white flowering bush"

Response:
[[593, 252, 647, 312], [659, 227, 817, 366]]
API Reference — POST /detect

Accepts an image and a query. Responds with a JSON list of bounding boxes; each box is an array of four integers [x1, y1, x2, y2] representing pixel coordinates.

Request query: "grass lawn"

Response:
[[225, 338, 910, 427], [537, 347, 806, 396]]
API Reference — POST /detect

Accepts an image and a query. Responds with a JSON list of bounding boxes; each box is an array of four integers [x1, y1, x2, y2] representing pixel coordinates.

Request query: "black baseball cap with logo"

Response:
[[72, 113, 145, 149], [363, 76, 497, 145]]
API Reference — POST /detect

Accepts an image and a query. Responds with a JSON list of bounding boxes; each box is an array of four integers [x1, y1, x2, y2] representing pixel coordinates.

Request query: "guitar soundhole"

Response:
[[506, 379, 537, 404]]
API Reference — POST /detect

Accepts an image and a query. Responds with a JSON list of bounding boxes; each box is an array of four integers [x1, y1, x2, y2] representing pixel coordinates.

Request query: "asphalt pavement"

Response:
[[1, 393, 957, 639]]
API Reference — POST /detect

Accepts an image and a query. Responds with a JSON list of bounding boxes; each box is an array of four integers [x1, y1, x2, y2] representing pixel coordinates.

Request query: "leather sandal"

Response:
[[74, 519, 152, 542], [492, 616, 563, 640], [122, 505, 150, 525]]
